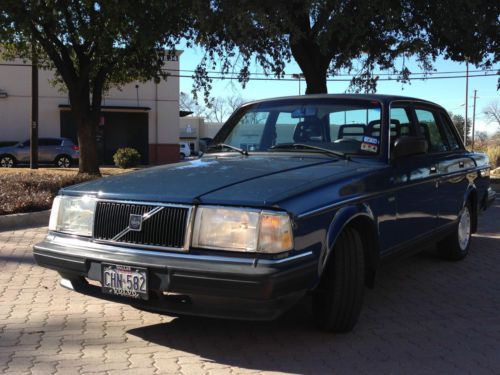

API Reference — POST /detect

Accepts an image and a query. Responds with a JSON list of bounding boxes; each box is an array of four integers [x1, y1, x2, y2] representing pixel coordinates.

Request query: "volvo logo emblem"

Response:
[[129, 214, 143, 231]]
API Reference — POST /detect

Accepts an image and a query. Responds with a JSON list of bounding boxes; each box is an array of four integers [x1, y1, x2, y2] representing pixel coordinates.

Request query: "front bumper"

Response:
[[33, 233, 318, 320]]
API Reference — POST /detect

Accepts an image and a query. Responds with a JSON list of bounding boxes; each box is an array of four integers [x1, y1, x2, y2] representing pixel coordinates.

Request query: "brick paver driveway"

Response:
[[1, 200, 499, 375]]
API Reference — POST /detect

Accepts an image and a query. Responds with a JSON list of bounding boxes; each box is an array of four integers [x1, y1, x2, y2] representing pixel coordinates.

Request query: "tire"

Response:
[[0, 154, 16, 168], [180, 153, 186, 160], [437, 203, 472, 261], [312, 227, 365, 333], [55, 155, 72, 168]]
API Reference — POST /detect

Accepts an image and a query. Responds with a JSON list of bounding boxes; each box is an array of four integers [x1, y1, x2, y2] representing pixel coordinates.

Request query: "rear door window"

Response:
[[439, 113, 462, 151], [389, 104, 417, 150], [415, 109, 450, 153]]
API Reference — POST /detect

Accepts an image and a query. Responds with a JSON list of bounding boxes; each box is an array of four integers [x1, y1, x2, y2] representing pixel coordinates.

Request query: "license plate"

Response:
[[101, 264, 148, 300]]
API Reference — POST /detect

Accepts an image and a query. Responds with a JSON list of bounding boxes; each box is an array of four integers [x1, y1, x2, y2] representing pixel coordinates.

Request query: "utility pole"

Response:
[[472, 89, 477, 151], [30, 42, 39, 169], [292, 73, 304, 95], [464, 60, 469, 147]]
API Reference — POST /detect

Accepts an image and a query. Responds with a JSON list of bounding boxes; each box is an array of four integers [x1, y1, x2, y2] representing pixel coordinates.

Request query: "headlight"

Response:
[[192, 206, 293, 253], [48, 195, 97, 236]]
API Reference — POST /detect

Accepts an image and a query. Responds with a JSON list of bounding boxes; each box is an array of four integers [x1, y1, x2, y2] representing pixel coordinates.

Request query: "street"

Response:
[[1, 200, 499, 375]]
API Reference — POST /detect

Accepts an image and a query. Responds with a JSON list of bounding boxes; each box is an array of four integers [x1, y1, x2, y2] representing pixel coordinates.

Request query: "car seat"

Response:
[[293, 118, 324, 143], [337, 124, 366, 141]]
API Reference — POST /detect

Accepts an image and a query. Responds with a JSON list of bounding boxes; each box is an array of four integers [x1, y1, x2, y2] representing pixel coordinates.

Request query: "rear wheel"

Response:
[[438, 203, 472, 261], [55, 155, 72, 168], [312, 227, 365, 333], [0, 155, 15, 168], [180, 153, 186, 160]]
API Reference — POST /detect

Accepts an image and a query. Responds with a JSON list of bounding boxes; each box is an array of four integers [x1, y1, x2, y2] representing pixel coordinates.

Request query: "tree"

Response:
[[180, 92, 208, 117], [449, 112, 472, 143], [193, 0, 499, 97], [475, 131, 488, 144], [180, 92, 245, 122], [206, 95, 245, 122], [1, 1, 191, 175], [483, 100, 500, 128]]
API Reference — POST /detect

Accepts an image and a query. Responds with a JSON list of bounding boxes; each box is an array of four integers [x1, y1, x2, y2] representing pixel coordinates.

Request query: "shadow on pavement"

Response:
[[128, 238, 500, 373], [0, 254, 35, 265], [128, 202, 500, 373]]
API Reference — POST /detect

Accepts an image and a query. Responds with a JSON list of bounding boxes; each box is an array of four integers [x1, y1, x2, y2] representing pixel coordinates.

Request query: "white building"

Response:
[[179, 116, 223, 153], [0, 53, 182, 164]]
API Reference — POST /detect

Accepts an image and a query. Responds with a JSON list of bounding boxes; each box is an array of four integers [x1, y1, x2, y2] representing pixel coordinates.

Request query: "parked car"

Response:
[[0, 137, 79, 168], [179, 142, 191, 160], [34, 95, 495, 332], [0, 141, 19, 148]]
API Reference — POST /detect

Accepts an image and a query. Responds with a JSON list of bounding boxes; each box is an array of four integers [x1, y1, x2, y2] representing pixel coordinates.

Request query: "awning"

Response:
[[58, 104, 151, 112]]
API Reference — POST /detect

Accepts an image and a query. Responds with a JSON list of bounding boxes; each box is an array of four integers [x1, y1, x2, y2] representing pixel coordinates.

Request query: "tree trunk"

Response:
[[289, 35, 330, 95], [303, 69, 328, 94], [75, 111, 101, 176]]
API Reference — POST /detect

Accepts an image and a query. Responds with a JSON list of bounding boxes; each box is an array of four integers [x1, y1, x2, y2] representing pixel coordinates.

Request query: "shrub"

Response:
[[113, 148, 141, 169], [486, 145, 500, 168], [0, 173, 96, 215]]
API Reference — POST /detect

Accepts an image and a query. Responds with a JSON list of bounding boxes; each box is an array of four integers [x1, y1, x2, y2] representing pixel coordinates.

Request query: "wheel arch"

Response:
[[464, 186, 478, 233], [55, 153, 72, 161], [323, 204, 380, 288]]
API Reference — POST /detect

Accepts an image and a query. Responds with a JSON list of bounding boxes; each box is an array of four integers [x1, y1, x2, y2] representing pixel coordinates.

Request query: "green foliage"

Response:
[[113, 148, 141, 169], [448, 112, 472, 143], [193, 0, 499, 97], [0, 0, 192, 174]]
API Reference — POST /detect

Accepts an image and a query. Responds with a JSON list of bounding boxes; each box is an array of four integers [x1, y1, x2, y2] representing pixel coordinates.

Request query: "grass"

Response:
[[0, 167, 138, 215]]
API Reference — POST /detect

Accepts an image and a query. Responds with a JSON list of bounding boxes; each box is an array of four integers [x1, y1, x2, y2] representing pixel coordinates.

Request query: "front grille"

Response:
[[93, 201, 191, 250]]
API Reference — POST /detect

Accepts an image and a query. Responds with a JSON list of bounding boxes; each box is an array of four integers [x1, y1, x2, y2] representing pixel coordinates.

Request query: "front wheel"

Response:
[[55, 155, 72, 168], [438, 203, 472, 261], [0, 155, 16, 168], [312, 227, 365, 333]]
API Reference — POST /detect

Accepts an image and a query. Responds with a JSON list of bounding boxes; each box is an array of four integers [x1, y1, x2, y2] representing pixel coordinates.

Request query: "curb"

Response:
[[0, 209, 50, 232]]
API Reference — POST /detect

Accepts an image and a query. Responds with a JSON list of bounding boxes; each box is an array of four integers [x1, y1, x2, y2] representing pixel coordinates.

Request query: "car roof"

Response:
[[242, 93, 443, 110]]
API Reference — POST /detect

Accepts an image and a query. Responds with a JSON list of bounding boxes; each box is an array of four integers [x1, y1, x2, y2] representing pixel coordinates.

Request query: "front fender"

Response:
[[319, 203, 376, 275]]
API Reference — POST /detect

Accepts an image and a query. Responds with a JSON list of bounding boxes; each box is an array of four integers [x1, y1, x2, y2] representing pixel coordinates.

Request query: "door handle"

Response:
[[459, 161, 464, 168], [430, 166, 438, 174]]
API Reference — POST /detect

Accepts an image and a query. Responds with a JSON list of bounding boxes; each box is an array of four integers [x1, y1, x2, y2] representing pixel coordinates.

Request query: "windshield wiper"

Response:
[[207, 143, 249, 156], [269, 143, 350, 160]]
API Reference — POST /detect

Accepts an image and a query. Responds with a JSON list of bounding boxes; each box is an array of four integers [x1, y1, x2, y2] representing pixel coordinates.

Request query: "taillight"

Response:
[[72, 145, 80, 151]]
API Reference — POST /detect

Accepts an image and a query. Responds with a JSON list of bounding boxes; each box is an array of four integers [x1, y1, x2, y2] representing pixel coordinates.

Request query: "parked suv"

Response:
[[0, 137, 79, 168]]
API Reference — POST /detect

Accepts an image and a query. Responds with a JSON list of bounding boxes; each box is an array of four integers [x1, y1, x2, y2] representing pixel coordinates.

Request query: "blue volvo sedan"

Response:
[[34, 94, 496, 332]]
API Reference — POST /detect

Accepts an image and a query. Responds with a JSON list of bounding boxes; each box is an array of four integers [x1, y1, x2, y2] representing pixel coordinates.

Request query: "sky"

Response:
[[177, 46, 499, 134]]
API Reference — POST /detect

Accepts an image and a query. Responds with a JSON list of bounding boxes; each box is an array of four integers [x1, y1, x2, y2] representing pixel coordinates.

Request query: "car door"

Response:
[[37, 138, 50, 162], [15, 140, 31, 162], [387, 103, 439, 251], [434, 111, 473, 228]]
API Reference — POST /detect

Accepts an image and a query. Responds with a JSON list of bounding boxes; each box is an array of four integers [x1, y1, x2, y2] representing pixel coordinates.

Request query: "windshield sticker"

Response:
[[361, 142, 378, 153], [363, 136, 379, 145]]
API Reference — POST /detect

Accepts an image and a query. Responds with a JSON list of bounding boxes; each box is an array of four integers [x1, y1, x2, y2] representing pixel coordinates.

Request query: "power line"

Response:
[[170, 67, 499, 77], [1, 61, 498, 79], [170, 72, 499, 82]]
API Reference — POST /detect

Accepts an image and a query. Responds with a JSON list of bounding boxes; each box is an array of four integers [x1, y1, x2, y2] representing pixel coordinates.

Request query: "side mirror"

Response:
[[17, 143, 24, 148], [392, 137, 428, 160]]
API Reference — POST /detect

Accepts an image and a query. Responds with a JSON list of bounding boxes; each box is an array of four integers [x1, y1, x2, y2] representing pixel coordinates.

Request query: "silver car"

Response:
[[0, 137, 80, 168]]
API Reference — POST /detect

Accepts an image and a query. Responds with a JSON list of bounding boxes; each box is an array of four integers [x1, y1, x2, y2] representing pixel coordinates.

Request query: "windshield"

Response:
[[210, 98, 383, 157]]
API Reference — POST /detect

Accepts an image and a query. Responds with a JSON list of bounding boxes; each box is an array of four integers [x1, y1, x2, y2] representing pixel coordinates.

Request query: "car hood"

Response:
[[64, 155, 377, 207]]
